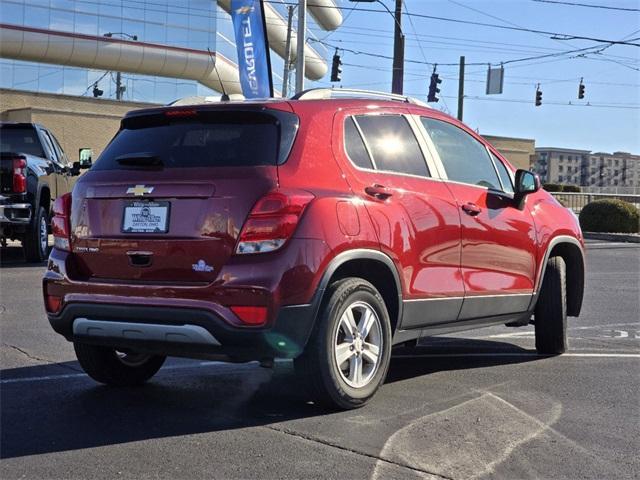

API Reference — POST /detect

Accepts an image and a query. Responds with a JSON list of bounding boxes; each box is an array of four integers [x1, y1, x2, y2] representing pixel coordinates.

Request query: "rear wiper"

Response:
[[115, 153, 163, 167]]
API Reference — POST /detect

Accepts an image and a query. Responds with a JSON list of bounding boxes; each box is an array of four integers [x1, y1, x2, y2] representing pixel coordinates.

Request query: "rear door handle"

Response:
[[365, 184, 393, 200], [461, 202, 482, 216]]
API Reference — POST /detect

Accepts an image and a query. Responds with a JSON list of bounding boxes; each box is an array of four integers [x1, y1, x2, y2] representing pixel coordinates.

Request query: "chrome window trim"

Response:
[[405, 114, 442, 179], [489, 150, 516, 193], [343, 116, 376, 170], [486, 144, 507, 192]]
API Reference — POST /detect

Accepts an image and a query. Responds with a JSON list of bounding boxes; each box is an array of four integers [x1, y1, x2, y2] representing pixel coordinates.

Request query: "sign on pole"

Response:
[[486, 64, 504, 95], [230, 0, 273, 98]]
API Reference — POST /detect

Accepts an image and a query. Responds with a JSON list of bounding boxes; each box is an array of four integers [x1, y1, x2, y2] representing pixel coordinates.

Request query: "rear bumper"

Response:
[[0, 201, 32, 225], [44, 239, 331, 360], [47, 301, 317, 360]]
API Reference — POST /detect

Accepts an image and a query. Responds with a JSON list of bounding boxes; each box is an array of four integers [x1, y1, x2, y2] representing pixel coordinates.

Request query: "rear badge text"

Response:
[[192, 259, 214, 272]]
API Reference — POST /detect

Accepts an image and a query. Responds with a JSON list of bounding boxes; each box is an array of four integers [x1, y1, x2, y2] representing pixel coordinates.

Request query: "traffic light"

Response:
[[535, 84, 542, 106], [330, 50, 342, 83], [92, 82, 103, 98], [578, 78, 585, 99], [428, 73, 442, 102]]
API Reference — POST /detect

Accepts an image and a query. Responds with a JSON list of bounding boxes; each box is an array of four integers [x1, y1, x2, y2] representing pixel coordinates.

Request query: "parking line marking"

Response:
[[394, 353, 640, 359]]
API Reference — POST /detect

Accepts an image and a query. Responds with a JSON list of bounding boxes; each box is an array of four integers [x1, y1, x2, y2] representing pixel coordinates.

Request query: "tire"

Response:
[[534, 256, 568, 354], [294, 278, 392, 410], [23, 206, 50, 263], [74, 342, 166, 386]]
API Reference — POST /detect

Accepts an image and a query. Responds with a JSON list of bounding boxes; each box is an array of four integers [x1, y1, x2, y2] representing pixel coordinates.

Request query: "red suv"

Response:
[[43, 90, 585, 409]]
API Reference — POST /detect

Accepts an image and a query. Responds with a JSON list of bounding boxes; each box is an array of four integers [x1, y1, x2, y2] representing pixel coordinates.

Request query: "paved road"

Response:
[[1, 241, 638, 479]]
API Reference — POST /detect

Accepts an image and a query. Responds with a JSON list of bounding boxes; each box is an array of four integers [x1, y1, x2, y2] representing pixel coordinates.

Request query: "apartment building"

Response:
[[534, 147, 640, 187]]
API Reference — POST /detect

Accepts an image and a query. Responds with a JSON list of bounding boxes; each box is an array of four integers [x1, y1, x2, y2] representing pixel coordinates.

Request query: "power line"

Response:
[[436, 95, 640, 110], [266, 1, 640, 47], [315, 37, 616, 69], [531, 0, 640, 12]]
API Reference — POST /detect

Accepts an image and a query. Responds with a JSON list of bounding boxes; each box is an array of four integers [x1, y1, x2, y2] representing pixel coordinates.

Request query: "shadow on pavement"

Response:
[[0, 338, 542, 459], [0, 246, 47, 268]]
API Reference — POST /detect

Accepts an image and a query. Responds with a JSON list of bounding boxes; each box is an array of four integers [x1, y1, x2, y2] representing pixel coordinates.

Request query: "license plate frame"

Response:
[[121, 200, 170, 234]]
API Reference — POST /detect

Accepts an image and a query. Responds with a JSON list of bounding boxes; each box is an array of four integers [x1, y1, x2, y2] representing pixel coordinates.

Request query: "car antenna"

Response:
[[208, 47, 230, 102]]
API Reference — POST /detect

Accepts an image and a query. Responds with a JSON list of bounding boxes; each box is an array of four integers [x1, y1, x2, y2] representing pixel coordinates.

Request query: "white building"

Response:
[[534, 147, 640, 188]]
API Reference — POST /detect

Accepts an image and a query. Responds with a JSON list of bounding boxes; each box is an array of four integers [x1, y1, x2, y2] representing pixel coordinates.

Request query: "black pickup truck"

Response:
[[1, 123, 90, 262]]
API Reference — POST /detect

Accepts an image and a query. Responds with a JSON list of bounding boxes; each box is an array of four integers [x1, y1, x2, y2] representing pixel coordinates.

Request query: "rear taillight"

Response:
[[52, 193, 72, 251], [236, 190, 314, 254], [44, 294, 63, 314], [230, 306, 268, 326], [12, 157, 26, 193]]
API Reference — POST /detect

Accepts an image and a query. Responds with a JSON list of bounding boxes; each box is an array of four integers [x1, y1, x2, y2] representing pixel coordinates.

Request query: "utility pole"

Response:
[[282, 6, 294, 98], [104, 32, 136, 100], [115, 71, 124, 100], [391, 0, 404, 94], [295, 0, 307, 94], [457, 55, 465, 121]]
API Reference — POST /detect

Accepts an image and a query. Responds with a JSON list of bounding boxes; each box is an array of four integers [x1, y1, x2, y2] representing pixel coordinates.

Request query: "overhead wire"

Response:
[[531, 0, 640, 12]]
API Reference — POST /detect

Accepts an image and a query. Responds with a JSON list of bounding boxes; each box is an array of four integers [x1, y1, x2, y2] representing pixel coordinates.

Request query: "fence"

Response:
[[550, 192, 640, 213]]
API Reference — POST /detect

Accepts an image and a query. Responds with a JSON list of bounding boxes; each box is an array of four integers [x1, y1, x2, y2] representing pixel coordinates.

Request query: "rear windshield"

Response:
[[94, 110, 298, 170], [0, 127, 45, 158]]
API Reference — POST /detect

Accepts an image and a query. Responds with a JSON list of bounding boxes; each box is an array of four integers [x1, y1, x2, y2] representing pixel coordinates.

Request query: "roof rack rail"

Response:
[[290, 88, 429, 107]]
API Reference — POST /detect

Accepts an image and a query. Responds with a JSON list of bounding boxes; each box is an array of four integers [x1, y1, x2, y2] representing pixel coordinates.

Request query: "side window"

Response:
[[344, 117, 374, 170], [491, 152, 514, 194], [421, 117, 500, 190], [38, 130, 58, 163], [49, 133, 69, 166], [356, 115, 430, 177]]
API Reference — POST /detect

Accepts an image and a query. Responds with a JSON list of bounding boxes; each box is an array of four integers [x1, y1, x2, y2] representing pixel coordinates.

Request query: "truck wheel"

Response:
[[534, 256, 568, 354], [74, 342, 166, 386], [23, 206, 50, 263], [294, 278, 392, 409]]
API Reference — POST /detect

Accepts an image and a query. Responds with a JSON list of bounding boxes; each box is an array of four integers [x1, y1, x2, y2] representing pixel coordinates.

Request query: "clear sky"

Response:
[[307, 0, 640, 154]]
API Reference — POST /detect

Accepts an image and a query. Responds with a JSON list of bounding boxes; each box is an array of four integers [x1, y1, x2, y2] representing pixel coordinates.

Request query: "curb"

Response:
[[584, 232, 640, 243]]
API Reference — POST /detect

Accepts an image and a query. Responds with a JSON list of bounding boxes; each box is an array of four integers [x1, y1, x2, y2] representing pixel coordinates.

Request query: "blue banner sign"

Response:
[[230, 0, 273, 98]]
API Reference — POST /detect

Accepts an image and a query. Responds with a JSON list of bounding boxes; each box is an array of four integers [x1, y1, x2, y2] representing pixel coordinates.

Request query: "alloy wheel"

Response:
[[333, 301, 383, 388]]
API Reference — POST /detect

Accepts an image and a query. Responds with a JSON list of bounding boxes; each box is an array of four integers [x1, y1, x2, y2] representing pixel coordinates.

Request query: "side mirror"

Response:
[[514, 169, 540, 195], [71, 162, 82, 176], [78, 148, 93, 169], [513, 169, 540, 208]]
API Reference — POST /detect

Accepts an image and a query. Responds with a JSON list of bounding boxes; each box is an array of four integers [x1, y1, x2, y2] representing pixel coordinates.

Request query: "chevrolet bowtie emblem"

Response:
[[126, 185, 154, 196]]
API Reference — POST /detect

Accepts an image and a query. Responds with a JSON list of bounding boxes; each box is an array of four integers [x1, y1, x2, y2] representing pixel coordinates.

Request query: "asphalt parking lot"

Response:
[[1, 240, 638, 480]]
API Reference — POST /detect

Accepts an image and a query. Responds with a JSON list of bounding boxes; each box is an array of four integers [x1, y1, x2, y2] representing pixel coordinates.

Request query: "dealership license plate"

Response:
[[122, 201, 170, 233]]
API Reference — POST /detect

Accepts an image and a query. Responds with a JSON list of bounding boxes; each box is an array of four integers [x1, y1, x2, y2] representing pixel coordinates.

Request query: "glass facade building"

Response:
[[0, 0, 321, 103]]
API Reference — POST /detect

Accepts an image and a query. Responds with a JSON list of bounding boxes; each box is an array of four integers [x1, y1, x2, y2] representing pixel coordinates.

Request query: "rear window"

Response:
[[94, 110, 298, 170], [0, 127, 45, 158]]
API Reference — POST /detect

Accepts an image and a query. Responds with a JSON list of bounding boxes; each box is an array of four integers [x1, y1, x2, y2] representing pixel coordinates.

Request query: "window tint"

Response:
[[94, 111, 296, 170], [491, 153, 514, 193], [344, 117, 373, 169], [421, 117, 500, 189], [0, 127, 45, 157], [355, 115, 429, 177]]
